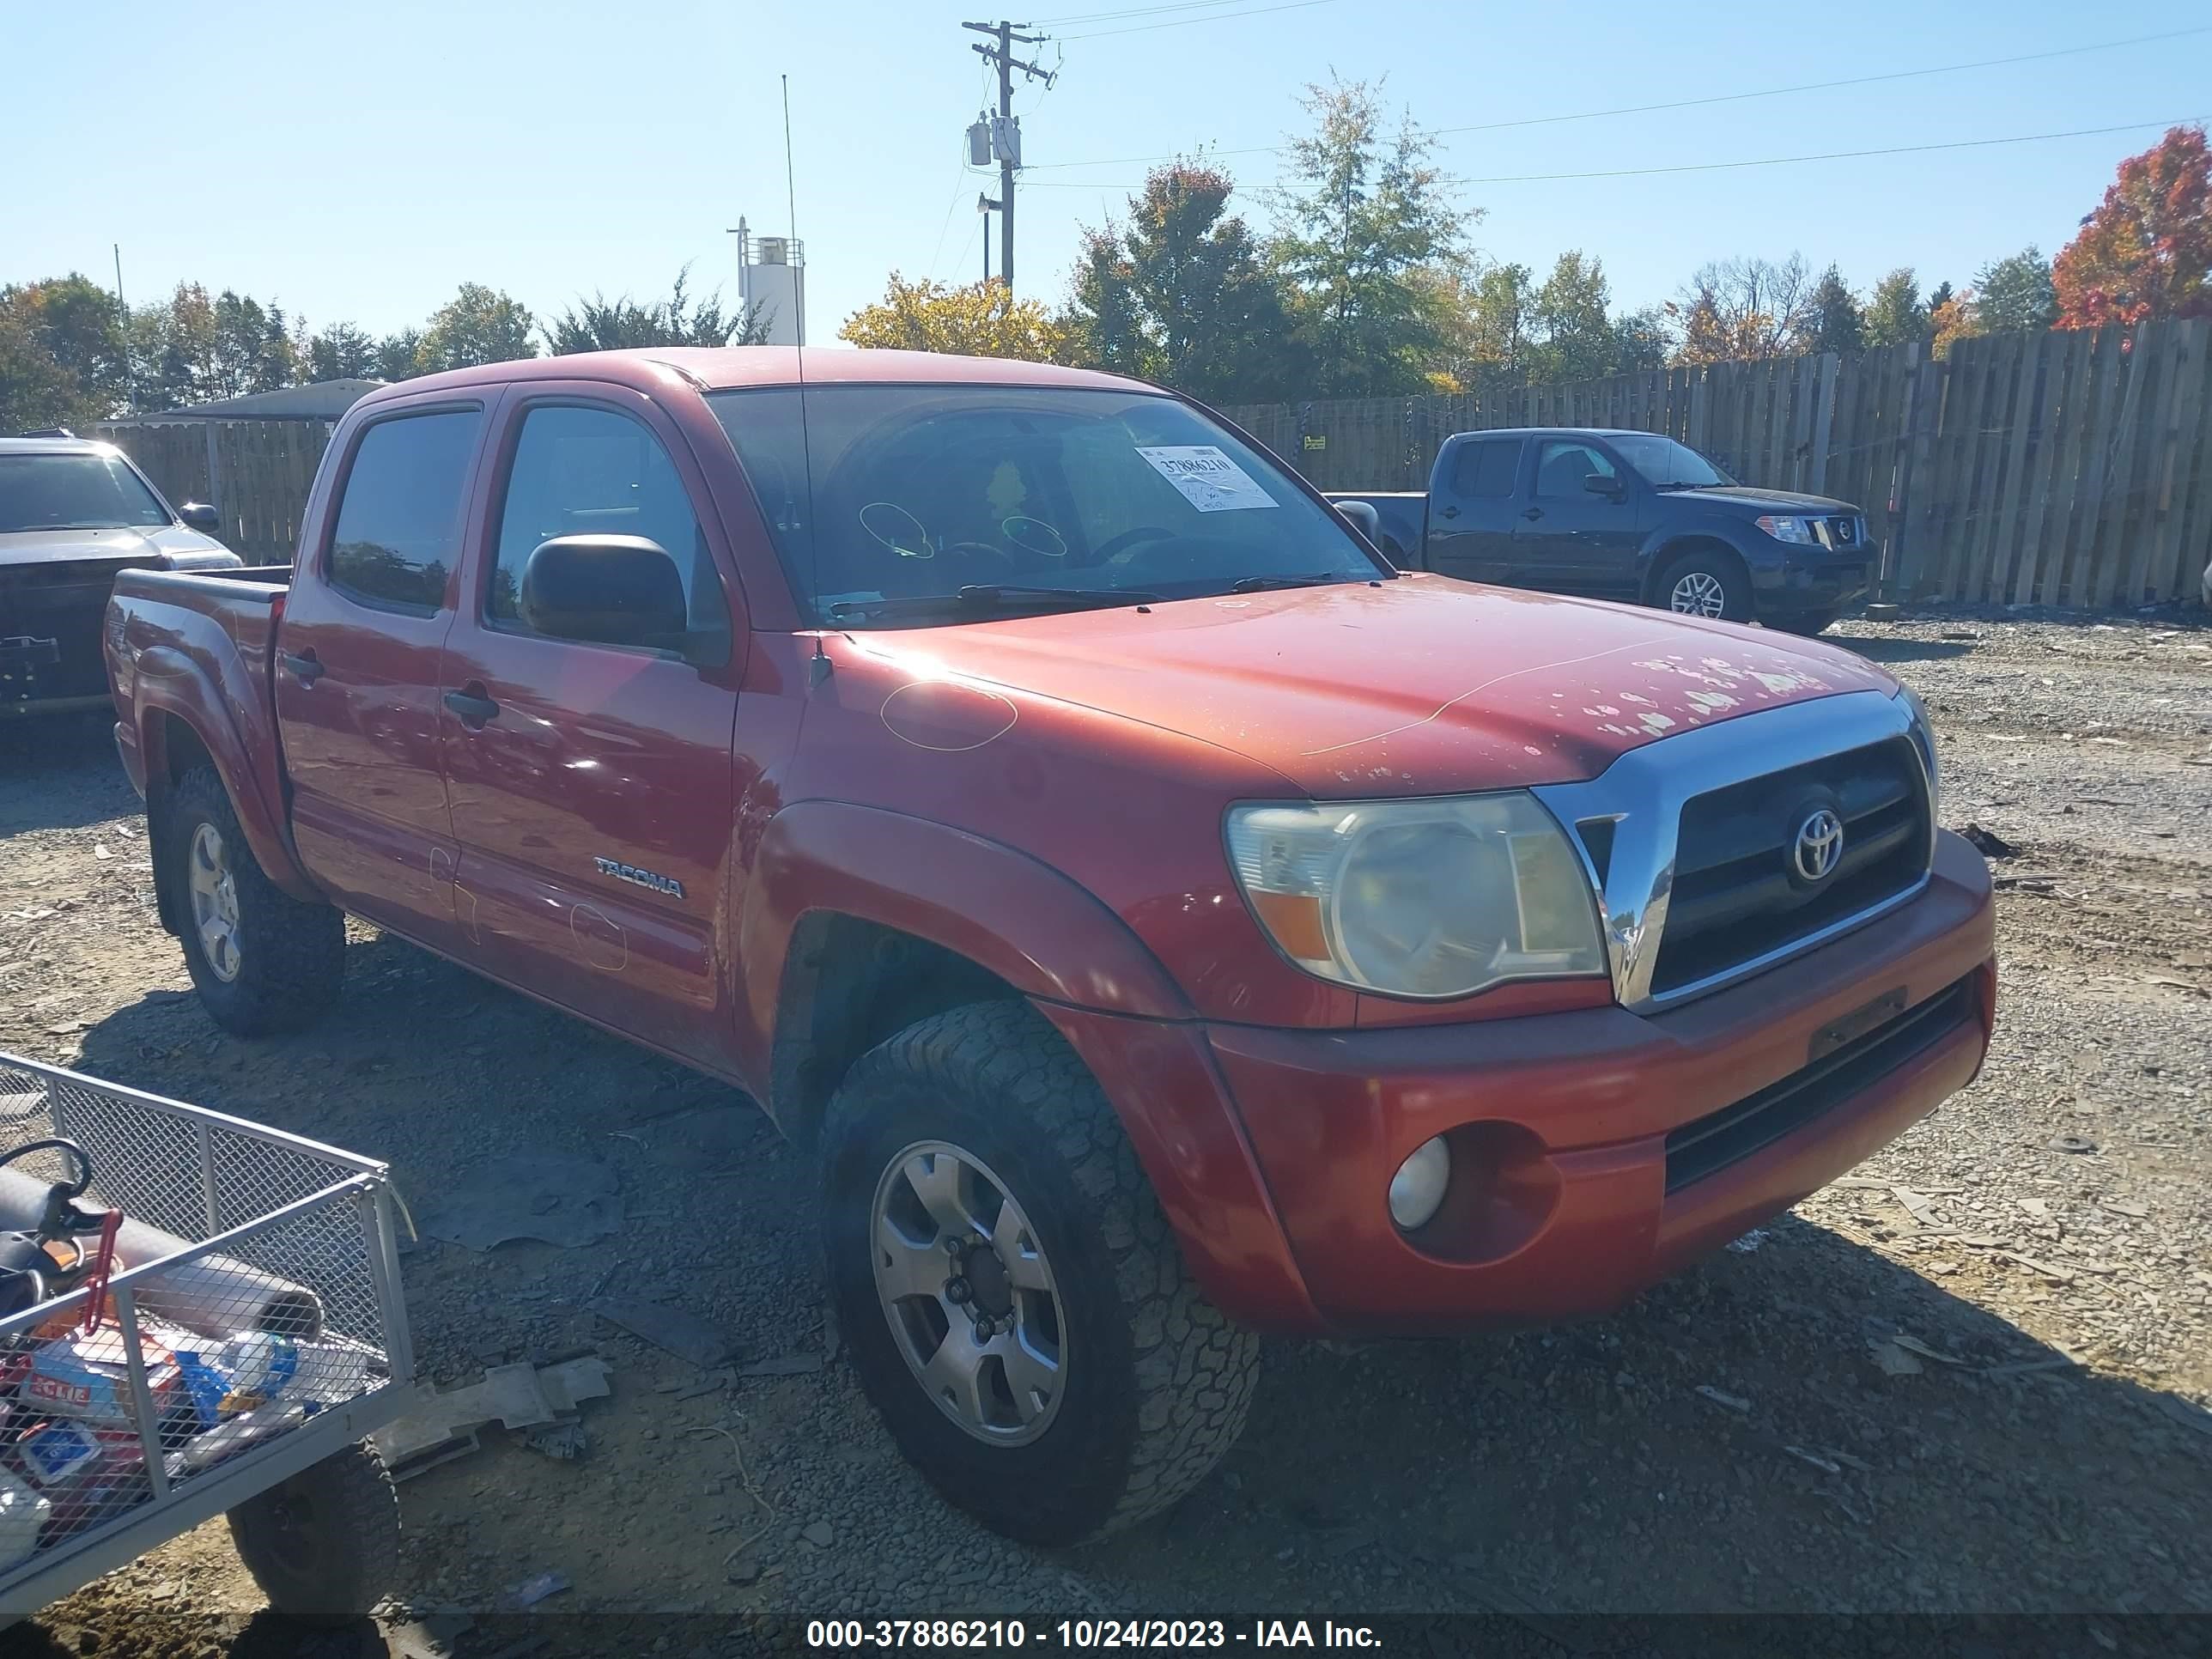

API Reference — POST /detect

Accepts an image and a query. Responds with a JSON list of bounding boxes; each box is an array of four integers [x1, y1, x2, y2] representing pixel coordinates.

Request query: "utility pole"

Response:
[[963, 20, 1052, 294]]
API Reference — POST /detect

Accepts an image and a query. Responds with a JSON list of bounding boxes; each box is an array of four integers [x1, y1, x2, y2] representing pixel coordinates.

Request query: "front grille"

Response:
[[0, 561, 154, 702], [1820, 515, 1860, 548], [1664, 976, 1975, 1193], [1651, 737, 1929, 995]]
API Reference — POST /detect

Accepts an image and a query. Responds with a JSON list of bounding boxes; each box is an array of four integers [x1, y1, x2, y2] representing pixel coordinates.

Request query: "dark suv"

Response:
[[1330, 428, 1871, 635]]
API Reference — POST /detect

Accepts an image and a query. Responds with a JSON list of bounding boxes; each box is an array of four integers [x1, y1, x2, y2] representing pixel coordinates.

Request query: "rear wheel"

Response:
[[166, 765, 345, 1036], [821, 1001, 1260, 1545], [1654, 550, 1751, 623]]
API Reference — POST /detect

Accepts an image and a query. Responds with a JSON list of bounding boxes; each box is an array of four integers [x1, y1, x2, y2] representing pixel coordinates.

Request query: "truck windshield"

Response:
[[707, 384, 1388, 625], [1607, 434, 1735, 490], [0, 452, 172, 533]]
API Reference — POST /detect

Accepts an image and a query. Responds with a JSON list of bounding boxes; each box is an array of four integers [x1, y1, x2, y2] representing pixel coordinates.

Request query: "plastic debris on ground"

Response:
[[374, 1355, 612, 1479], [587, 1296, 738, 1368]]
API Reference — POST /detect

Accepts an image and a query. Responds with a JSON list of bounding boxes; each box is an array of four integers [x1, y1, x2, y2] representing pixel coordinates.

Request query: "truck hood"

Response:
[[842, 575, 1897, 797], [0, 524, 228, 568], [1657, 484, 1859, 514]]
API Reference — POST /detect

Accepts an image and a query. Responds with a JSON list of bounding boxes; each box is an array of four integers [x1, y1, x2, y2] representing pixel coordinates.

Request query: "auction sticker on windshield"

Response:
[[1135, 446, 1279, 513]]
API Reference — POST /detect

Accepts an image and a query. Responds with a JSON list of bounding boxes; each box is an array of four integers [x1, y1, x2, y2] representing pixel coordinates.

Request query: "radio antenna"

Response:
[[781, 72, 829, 686]]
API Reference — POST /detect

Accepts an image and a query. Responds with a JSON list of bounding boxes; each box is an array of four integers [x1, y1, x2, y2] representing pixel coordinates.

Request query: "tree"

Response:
[[2052, 125, 2212, 327], [1268, 75, 1475, 395], [1807, 264, 1863, 355], [544, 266, 768, 354], [416, 283, 537, 374], [1929, 288, 1982, 359], [130, 283, 217, 407], [1863, 268, 1929, 348], [1062, 163, 1302, 401], [0, 275, 131, 426], [374, 330, 424, 382], [1611, 305, 1672, 371], [1531, 251, 1617, 382], [1457, 262, 1536, 383], [1925, 280, 1954, 318], [839, 274, 1070, 362], [307, 322, 381, 381], [209, 290, 297, 397], [1973, 246, 2058, 334], [1668, 253, 1815, 364]]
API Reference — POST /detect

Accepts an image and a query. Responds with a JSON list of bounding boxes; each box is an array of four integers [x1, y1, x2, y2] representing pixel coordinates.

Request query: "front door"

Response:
[[438, 393, 744, 1066], [1510, 437, 1644, 599], [273, 404, 488, 952]]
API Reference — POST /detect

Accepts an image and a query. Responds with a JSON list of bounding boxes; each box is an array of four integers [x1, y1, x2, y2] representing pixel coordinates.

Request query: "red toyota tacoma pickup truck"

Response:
[[103, 348, 1995, 1545]]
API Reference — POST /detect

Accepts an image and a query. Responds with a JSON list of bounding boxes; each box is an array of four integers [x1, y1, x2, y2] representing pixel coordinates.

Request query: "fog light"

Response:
[[1388, 1136, 1452, 1231]]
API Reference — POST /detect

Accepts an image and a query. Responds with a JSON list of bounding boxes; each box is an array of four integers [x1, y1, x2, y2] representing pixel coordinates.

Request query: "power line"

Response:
[[1015, 117, 2205, 189], [1028, 23, 2212, 170], [1057, 0, 1337, 41], [1032, 0, 1257, 27]]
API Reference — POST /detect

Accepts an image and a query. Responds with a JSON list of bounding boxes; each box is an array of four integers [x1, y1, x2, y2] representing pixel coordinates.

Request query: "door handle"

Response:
[[1522, 506, 1545, 521], [443, 687, 501, 728], [1438, 504, 1460, 520], [280, 651, 324, 686]]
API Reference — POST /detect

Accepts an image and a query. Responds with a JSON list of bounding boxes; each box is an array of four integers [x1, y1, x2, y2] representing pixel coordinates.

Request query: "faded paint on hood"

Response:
[[838, 575, 1898, 797], [1658, 484, 1859, 514], [0, 525, 230, 568]]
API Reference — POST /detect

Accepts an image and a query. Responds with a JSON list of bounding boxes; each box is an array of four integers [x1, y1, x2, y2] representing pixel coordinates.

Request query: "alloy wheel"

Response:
[[187, 822, 243, 982], [1669, 570, 1727, 617]]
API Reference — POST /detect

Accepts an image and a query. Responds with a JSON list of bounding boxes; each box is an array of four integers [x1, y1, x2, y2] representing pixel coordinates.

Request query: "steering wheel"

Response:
[[941, 540, 1016, 569], [1091, 526, 1176, 563]]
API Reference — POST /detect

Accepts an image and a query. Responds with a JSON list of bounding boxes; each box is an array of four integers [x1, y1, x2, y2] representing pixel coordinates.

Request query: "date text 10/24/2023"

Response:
[[804, 1621, 1382, 1649]]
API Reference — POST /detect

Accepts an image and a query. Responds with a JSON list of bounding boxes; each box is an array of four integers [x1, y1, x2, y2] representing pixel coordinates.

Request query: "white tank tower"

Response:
[[733, 217, 806, 346]]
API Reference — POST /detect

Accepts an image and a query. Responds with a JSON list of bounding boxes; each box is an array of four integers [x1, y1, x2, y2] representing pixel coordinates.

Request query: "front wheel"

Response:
[[1653, 550, 1751, 622], [165, 766, 345, 1036], [821, 1002, 1260, 1545]]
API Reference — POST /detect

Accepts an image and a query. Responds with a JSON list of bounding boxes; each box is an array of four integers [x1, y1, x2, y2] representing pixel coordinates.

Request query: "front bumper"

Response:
[[1144, 830, 1994, 1334], [1755, 551, 1871, 615]]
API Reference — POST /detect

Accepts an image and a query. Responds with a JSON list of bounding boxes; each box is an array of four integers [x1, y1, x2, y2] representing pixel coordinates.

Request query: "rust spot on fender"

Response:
[[880, 680, 1019, 752]]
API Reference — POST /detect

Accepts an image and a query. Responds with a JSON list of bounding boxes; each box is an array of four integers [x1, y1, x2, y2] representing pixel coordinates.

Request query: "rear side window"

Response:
[[326, 410, 482, 611], [1449, 440, 1520, 500]]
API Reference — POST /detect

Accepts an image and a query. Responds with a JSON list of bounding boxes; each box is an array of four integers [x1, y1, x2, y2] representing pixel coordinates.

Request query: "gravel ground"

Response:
[[0, 608, 2205, 1656]]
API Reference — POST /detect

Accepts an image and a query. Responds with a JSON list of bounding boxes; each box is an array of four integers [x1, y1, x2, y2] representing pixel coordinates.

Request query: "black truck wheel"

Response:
[[166, 765, 344, 1036], [228, 1442, 401, 1620], [821, 1001, 1260, 1545]]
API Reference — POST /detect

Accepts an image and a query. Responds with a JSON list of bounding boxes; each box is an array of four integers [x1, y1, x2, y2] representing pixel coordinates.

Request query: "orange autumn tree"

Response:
[[2051, 125, 2212, 328]]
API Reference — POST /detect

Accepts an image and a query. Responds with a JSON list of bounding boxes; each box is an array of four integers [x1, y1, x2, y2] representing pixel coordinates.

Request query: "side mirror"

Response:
[[178, 502, 221, 532], [1334, 500, 1381, 542], [1583, 473, 1625, 501], [520, 534, 693, 654]]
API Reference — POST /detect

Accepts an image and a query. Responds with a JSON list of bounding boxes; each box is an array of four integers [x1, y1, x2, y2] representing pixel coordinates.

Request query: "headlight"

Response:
[[1756, 514, 1816, 544], [1225, 793, 1607, 1000], [1897, 684, 1941, 817]]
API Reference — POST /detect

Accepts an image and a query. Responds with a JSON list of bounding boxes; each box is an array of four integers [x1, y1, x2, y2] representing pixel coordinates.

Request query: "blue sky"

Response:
[[9, 0, 2209, 349]]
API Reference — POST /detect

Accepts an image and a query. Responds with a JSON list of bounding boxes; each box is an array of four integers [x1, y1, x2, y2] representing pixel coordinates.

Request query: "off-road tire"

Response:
[[167, 765, 344, 1036], [1653, 548, 1752, 623], [228, 1441, 400, 1620], [1769, 610, 1840, 637], [821, 1000, 1261, 1545]]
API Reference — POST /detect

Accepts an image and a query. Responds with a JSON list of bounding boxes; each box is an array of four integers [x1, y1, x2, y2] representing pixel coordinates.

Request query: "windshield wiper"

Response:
[[1227, 574, 1352, 592], [826, 584, 1164, 621]]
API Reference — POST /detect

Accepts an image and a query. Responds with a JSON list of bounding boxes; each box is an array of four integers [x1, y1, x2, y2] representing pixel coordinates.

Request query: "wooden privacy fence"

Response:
[[91, 419, 336, 563], [1226, 319, 2212, 610]]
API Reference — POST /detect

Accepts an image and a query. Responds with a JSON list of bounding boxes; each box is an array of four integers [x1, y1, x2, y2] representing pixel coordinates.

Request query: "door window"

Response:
[[488, 404, 728, 652], [1449, 439, 1520, 500], [326, 410, 482, 611], [1534, 440, 1620, 500]]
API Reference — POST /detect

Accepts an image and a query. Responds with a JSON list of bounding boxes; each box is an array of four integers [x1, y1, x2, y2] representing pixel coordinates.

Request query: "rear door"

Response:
[[273, 404, 488, 952], [437, 389, 744, 1066], [1510, 437, 1644, 599], [1425, 435, 1524, 584]]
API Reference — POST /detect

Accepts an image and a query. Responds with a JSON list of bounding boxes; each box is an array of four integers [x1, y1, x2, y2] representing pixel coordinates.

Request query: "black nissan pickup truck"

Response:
[[1329, 427, 1871, 635]]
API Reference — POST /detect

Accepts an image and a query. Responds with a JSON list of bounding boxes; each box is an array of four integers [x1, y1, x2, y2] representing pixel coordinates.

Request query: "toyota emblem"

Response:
[[1792, 808, 1845, 882]]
